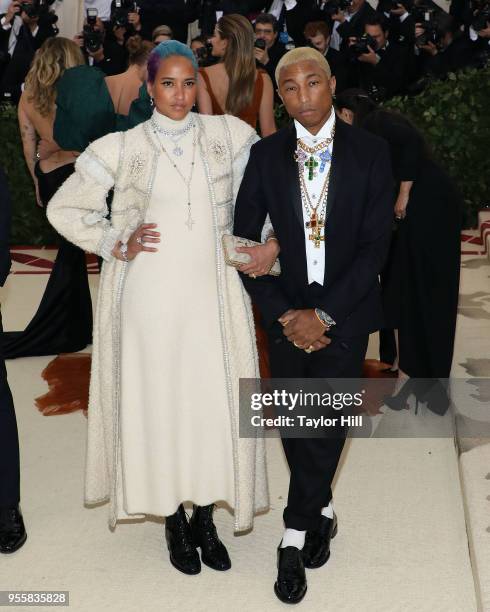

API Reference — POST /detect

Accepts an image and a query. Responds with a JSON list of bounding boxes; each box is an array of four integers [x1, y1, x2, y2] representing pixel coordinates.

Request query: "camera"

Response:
[[350, 33, 378, 56], [111, 0, 138, 29], [254, 38, 266, 50], [414, 20, 440, 47], [323, 0, 352, 17], [83, 8, 104, 54], [17, 0, 56, 20], [471, 3, 490, 31]]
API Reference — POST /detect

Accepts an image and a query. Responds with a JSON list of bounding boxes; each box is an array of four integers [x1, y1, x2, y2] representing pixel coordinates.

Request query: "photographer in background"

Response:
[[415, 12, 476, 79], [74, 10, 127, 76], [329, 0, 375, 51], [468, 1, 490, 63], [349, 13, 411, 100], [377, 0, 416, 45], [254, 13, 286, 94], [304, 19, 351, 92], [138, 0, 200, 43], [0, 0, 58, 104]]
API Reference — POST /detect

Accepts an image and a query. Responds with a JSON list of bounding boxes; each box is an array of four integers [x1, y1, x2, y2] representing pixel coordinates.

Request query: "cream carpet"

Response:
[[0, 254, 478, 612]]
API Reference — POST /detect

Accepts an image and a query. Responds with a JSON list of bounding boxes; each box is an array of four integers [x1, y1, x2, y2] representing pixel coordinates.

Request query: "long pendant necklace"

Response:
[[158, 126, 198, 230], [299, 167, 331, 248]]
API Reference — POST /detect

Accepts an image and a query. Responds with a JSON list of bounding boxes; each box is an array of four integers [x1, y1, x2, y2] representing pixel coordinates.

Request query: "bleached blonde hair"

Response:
[[275, 47, 331, 87]]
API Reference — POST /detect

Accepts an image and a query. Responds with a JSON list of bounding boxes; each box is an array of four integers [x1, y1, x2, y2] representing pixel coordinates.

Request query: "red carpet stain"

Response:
[[33, 356, 398, 419], [35, 353, 91, 417]]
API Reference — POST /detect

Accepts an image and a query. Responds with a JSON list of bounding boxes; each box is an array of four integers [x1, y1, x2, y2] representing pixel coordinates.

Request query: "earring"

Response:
[[150, 97, 154, 107]]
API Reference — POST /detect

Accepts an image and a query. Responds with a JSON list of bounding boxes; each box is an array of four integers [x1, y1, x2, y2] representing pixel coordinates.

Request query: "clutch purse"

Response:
[[222, 234, 281, 276]]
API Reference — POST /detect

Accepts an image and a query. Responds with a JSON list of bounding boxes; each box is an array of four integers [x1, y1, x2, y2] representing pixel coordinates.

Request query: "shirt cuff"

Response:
[[399, 11, 409, 22], [284, 0, 297, 10], [1, 16, 12, 30], [469, 26, 478, 41]]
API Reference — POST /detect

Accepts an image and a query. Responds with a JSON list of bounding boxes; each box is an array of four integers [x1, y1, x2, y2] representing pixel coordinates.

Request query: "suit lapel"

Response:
[[324, 118, 345, 223], [283, 123, 304, 228]]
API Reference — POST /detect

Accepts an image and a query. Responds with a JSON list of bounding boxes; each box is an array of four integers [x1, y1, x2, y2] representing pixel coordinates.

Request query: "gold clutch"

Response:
[[222, 234, 281, 276]]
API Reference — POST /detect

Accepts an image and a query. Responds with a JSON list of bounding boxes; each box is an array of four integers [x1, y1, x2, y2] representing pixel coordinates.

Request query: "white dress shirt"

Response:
[[294, 109, 335, 286], [330, 11, 354, 51]]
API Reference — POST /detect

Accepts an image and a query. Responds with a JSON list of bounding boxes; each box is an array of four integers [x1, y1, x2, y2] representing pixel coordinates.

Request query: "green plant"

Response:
[[385, 66, 490, 227], [0, 104, 56, 245]]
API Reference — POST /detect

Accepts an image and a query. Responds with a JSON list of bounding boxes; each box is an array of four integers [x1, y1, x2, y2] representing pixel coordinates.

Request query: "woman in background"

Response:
[[197, 14, 276, 137], [336, 89, 461, 409], [4, 38, 92, 359], [105, 35, 154, 118]]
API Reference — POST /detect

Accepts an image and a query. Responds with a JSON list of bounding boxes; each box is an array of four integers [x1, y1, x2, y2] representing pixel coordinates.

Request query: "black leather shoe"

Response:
[[302, 513, 338, 569], [0, 505, 27, 554], [274, 545, 307, 604], [165, 504, 201, 575], [190, 504, 231, 571]]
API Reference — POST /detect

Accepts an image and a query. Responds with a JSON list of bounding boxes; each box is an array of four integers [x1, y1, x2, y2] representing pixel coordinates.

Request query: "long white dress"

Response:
[[119, 111, 235, 518]]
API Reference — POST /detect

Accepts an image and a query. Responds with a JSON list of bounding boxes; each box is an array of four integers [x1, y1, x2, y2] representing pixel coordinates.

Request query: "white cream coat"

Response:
[[47, 113, 269, 531]]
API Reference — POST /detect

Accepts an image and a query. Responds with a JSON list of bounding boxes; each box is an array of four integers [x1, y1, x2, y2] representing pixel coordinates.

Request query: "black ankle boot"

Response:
[[190, 504, 231, 571], [0, 505, 27, 554], [165, 504, 201, 575]]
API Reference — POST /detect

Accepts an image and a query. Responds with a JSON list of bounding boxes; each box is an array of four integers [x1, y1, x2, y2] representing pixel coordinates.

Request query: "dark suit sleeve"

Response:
[[315, 142, 393, 326], [0, 167, 12, 287], [233, 146, 292, 327]]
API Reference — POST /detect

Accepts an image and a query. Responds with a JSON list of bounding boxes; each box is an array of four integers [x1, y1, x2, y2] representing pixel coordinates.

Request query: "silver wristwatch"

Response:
[[315, 308, 336, 329], [119, 242, 128, 262]]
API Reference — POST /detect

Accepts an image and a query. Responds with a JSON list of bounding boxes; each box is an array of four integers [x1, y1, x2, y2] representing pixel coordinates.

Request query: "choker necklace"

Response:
[[150, 116, 195, 157], [158, 125, 198, 230]]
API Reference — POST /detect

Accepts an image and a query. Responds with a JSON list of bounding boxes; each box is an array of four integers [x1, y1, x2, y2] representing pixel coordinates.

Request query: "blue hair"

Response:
[[147, 40, 198, 83]]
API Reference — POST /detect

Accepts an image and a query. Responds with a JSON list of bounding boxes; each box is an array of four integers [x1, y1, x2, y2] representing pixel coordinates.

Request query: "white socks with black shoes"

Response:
[[280, 501, 334, 549]]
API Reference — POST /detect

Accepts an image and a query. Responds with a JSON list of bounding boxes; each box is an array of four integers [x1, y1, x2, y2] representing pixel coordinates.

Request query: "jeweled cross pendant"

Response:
[[306, 211, 325, 248], [319, 149, 332, 173], [305, 156, 318, 181]]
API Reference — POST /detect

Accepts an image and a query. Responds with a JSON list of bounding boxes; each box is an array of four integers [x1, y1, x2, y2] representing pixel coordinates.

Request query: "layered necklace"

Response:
[[294, 123, 336, 248], [150, 115, 195, 157], [153, 122, 198, 231]]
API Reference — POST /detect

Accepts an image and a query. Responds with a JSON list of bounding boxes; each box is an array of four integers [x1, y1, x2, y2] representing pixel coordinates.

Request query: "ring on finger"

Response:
[[293, 341, 301, 349], [304, 345, 314, 353], [136, 236, 144, 245]]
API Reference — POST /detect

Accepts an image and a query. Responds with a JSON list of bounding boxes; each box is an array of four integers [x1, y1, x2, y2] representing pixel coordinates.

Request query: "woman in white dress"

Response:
[[47, 41, 279, 575]]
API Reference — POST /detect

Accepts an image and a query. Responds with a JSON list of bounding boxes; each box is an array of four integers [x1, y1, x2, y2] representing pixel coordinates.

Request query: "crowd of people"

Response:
[[1, 0, 490, 104], [0, 0, 472, 607]]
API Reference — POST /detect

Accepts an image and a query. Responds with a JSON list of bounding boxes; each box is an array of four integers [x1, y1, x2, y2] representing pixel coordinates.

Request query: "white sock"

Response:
[[280, 528, 306, 550], [321, 501, 334, 519]]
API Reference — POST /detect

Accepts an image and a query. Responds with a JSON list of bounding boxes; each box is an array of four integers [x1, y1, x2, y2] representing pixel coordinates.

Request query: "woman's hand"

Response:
[[34, 181, 43, 208], [112, 223, 160, 261], [394, 192, 409, 220], [37, 138, 60, 160], [237, 238, 280, 278]]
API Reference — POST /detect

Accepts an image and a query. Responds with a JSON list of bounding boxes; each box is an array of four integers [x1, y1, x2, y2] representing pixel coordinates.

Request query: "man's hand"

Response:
[[394, 192, 408, 219], [331, 10, 345, 22], [476, 24, 490, 38], [4, 0, 20, 23], [419, 40, 438, 55], [254, 46, 270, 65], [358, 46, 379, 64], [128, 11, 141, 31], [89, 47, 105, 62], [279, 308, 329, 349], [73, 32, 84, 48]]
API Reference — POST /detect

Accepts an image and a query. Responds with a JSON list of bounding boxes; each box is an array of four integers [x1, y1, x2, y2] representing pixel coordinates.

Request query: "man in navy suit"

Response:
[[0, 166, 26, 553], [234, 47, 393, 604]]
